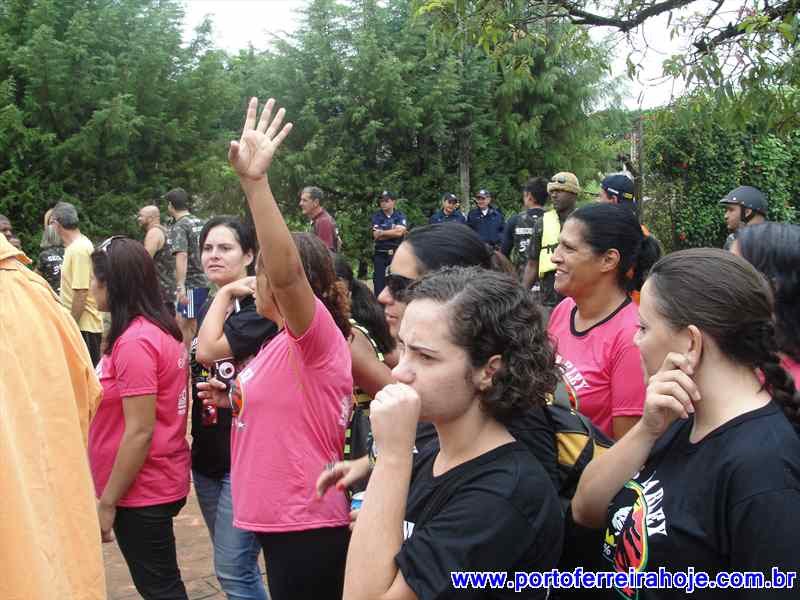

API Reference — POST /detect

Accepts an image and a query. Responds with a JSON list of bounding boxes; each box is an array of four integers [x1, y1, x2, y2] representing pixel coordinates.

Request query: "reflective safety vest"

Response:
[[538, 209, 561, 277]]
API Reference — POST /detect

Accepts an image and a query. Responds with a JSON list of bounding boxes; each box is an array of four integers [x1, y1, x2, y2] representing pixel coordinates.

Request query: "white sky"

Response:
[[181, 0, 729, 110]]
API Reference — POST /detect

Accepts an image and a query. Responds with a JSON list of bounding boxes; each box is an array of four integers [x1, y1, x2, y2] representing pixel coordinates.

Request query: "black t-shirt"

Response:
[[38, 246, 64, 293], [190, 294, 278, 479], [415, 407, 559, 493], [396, 441, 564, 600], [604, 402, 800, 599]]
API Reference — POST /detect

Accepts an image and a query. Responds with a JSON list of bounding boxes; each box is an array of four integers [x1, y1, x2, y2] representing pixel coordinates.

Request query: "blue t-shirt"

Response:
[[429, 210, 466, 225], [372, 210, 408, 252]]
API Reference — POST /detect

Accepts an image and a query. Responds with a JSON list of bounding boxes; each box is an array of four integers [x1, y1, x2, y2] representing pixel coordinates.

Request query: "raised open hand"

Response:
[[229, 97, 293, 181]]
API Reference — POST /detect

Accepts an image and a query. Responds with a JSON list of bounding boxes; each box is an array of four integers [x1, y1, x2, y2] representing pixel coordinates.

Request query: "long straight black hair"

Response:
[[92, 238, 182, 354]]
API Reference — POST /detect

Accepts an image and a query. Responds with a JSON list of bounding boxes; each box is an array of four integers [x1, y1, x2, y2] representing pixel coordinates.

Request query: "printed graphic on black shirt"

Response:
[[604, 472, 668, 600]]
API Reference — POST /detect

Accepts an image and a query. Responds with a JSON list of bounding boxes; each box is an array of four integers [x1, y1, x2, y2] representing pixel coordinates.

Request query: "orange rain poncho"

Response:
[[0, 233, 106, 600]]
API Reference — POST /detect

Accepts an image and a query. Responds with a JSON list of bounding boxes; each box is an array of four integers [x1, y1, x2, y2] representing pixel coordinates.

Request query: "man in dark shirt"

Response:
[[429, 193, 466, 225], [37, 211, 65, 294], [502, 177, 548, 279], [299, 186, 340, 251], [166, 188, 209, 347], [138, 204, 176, 315], [371, 190, 407, 296], [523, 172, 579, 313], [466, 189, 504, 249]]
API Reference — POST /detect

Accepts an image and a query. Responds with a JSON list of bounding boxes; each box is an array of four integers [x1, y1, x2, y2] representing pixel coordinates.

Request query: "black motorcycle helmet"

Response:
[[719, 186, 768, 222]]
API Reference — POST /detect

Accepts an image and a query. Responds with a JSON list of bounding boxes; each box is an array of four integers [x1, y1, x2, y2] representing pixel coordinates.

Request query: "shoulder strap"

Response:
[[350, 318, 383, 362]]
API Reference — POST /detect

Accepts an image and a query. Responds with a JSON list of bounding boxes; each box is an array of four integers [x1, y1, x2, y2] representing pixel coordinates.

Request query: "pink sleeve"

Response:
[[288, 297, 342, 368], [609, 339, 646, 418], [112, 335, 159, 397]]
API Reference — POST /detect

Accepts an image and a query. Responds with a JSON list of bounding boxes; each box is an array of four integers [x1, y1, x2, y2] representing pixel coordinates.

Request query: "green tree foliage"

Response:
[[417, 0, 800, 127], [643, 92, 798, 250], [2, 0, 622, 272], [0, 0, 238, 250]]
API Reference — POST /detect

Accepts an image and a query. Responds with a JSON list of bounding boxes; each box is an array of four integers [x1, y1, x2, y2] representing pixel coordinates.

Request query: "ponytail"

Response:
[[756, 321, 800, 431], [647, 248, 800, 431], [630, 234, 662, 293]]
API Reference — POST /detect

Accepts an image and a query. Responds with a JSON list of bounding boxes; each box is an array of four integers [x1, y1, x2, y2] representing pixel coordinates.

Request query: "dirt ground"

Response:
[[103, 486, 267, 599]]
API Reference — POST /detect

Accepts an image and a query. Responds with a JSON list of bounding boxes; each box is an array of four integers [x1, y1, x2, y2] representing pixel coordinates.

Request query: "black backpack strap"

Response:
[[559, 410, 611, 497]]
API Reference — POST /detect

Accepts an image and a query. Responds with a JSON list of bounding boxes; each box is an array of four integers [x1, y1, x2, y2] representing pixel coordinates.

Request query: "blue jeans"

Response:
[[193, 470, 268, 600]]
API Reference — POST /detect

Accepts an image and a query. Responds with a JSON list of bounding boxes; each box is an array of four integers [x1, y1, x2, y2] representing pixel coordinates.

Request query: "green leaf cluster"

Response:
[[643, 92, 799, 250]]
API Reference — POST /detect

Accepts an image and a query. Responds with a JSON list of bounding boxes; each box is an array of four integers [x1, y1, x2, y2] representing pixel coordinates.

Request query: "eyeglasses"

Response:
[[384, 271, 415, 301], [97, 235, 127, 254]]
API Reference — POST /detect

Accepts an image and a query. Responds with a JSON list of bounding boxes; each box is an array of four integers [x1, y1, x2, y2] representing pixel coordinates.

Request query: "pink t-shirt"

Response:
[[548, 297, 646, 438], [89, 317, 190, 507], [782, 356, 800, 390], [231, 297, 353, 532]]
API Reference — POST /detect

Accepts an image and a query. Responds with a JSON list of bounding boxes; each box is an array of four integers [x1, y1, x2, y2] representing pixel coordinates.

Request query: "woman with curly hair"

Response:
[[343, 267, 563, 600], [198, 98, 353, 600], [317, 223, 553, 496]]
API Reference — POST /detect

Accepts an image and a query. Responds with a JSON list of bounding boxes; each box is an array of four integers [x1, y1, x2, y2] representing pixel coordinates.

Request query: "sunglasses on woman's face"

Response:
[[384, 271, 415, 301], [97, 235, 127, 254]]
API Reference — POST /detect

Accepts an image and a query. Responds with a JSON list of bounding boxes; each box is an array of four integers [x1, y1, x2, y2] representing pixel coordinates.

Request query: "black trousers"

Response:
[[81, 330, 102, 366], [373, 251, 392, 297], [256, 526, 350, 600], [113, 498, 188, 600]]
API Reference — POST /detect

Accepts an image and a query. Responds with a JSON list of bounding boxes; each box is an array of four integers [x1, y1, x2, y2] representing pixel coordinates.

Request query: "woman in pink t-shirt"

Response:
[[88, 238, 190, 600], [733, 223, 800, 390], [199, 98, 353, 600], [547, 203, 660, 440]]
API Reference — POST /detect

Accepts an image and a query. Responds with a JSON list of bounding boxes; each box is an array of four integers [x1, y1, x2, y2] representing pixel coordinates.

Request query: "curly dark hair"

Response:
[[290, 232, 351, 339], [648, 248, 800, 428], [406, 266, 559, 422], [333, 252, 395, 355]]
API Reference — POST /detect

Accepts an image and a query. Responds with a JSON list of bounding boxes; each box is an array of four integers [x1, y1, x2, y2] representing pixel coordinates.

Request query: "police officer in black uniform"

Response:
[[371, 190, 408, 296], [719, 185, 768, 250]]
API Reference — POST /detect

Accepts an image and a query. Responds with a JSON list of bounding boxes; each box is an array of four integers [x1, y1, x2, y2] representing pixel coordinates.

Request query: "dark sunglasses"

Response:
[[384, 271, 415, 301], [97, 235, 127, 254]]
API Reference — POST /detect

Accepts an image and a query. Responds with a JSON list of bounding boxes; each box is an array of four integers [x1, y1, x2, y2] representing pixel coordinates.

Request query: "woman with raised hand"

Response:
[[88, 237, 189, 600], [344, 267, 563, 600], [198, 98, 353, 600], [192, 216, 277, 600], [733, 222, 800, 387], [547, 202, 657, 440], [571, 249, 800, 599]]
